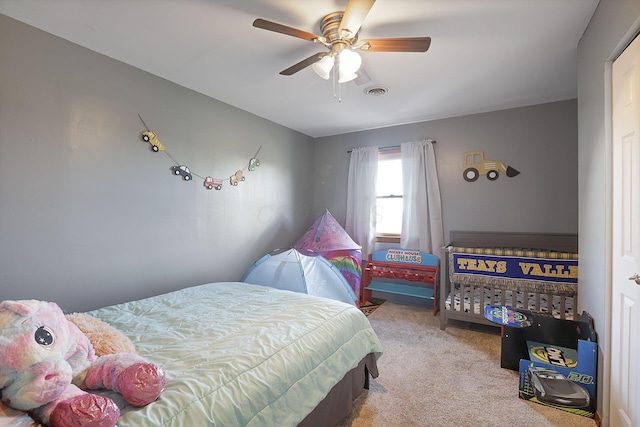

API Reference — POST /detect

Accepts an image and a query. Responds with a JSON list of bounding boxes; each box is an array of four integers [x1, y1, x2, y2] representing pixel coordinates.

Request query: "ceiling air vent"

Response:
[[365, 85, 389, 96]]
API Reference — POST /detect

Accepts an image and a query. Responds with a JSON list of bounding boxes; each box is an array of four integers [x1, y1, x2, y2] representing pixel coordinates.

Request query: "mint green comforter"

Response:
[[88, 282, 382, 427]]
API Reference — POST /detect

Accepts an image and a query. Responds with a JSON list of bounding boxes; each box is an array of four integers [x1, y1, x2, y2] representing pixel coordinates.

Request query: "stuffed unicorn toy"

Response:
[[0, 300, 166, 427]]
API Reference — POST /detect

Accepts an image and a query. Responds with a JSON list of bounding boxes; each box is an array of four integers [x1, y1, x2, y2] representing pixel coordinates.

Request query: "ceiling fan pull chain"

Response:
[[334, 58, 343, 102], [332, 60, 338, 101]]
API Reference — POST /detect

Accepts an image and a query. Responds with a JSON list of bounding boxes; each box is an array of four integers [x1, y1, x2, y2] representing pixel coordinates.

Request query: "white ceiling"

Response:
[[0, 0, 599, 138]]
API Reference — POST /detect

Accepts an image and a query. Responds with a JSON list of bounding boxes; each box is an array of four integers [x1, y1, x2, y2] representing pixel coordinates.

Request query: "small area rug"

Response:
[[359, 298, 385, 316]]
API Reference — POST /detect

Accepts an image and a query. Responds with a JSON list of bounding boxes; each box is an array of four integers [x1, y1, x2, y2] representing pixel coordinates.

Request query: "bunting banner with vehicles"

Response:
[[463, 150, 520, 182], [138, 114, 260, 190]]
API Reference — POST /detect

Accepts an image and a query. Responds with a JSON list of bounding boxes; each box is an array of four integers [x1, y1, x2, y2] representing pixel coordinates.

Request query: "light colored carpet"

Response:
[[340, 302, 598, 427]]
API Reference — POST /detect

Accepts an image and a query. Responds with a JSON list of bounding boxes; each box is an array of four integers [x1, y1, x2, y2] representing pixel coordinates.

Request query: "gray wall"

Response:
[[577, 0, 640, 423], [0, 14, 580, 310], [0, 15, 314, 312], [313, 100, 579, 240]]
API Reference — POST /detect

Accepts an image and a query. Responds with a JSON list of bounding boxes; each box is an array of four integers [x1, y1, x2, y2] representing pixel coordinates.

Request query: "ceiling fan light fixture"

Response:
[[338, 70, 358, 83], [338, 49, 361, 74], [253, 1, 432, 93], [334, 49, 361, 83], [312, 55, 334, 79]]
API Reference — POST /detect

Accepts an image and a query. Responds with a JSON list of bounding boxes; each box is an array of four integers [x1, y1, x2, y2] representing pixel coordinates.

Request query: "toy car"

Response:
[[204, 176, 223, 190], [248, 157, 260, 171], [229, 170, 245, 186], [141, 131, 166, 152], [527, 366, 590, 408], [171, 165, 192, 181]]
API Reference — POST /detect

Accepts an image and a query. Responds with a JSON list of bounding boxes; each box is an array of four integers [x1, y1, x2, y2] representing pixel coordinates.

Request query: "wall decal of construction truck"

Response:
[[463, 151, 520, 182]]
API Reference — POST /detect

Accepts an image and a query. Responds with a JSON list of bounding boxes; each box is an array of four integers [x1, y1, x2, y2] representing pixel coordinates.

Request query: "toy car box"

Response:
[[518, 339, 597, 418], [500, 309, 595, 369], [506, 312, 597, 418]]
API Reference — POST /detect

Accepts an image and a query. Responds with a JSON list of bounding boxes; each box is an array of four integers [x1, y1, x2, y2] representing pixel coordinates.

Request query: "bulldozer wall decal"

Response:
[[463, 151, 520, 182]]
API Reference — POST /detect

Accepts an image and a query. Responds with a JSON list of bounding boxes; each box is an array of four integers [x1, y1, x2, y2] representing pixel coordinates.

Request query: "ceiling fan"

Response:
[[252, 0, 431, 84]]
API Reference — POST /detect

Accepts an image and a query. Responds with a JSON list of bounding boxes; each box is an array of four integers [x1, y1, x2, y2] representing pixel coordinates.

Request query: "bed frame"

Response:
[[300, 354, 377, 426], [439, 231, 578, 330]]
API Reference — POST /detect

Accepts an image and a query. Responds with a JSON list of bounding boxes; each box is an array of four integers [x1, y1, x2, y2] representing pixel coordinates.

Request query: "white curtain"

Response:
[[400, 140, 444, 255], [346, 146, 378, 260]]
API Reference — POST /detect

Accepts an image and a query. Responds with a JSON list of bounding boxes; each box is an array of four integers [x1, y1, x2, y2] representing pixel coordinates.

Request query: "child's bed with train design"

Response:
[[439, 231, 578, 330]]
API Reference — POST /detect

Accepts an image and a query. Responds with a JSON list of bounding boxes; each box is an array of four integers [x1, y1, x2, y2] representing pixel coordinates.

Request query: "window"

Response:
[[376, 148, 402, 241]]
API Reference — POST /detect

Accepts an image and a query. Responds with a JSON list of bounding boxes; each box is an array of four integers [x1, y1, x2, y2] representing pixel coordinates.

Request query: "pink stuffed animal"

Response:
[[0, 300, 166, 427]]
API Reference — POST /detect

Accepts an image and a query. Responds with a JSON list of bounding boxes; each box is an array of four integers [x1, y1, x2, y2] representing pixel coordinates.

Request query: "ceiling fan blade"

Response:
[[339, 0, 376, 38], [359, 37, 431, 52], [280, 53, 326, 76], [253, 18, 324, 43]]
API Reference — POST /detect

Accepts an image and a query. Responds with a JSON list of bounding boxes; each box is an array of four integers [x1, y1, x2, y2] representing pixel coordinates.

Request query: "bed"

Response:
[[439, 231, 578, 330], [2, 282, 382, 427]]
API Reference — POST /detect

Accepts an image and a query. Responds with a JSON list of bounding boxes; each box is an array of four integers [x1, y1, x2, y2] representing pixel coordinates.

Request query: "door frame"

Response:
[[605, 22, 640, 426]]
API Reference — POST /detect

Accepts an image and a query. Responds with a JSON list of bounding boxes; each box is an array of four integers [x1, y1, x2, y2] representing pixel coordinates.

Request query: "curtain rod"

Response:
[[347, 140, 436, 153]]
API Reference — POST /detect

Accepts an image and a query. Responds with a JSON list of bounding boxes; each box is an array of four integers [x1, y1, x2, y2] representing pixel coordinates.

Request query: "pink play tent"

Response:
[[294, 210, 362, 304]]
